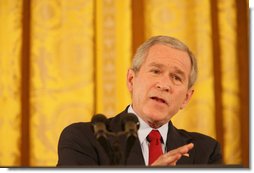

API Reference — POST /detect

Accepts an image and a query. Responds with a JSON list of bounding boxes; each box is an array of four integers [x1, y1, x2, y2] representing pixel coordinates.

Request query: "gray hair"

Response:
[[131, 35, 198, 88]]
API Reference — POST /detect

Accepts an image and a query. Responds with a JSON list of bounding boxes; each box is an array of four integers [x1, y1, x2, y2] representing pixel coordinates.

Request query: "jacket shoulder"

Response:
[[57, 122, 107, 166], [58, 122, 93, 143]]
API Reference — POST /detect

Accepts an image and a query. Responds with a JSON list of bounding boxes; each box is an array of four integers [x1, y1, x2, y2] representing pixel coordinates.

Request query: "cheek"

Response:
[[132, 82, 143, 97], [173, 89, 189, 104], [132, 78, 150, 100]]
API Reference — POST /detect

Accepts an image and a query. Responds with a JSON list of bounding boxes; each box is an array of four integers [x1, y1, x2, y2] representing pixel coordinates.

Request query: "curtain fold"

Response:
[[95, 0, 131, 117], [29, 0, 95, 165], [0, 0, 22, 166], [218, 0, 241, 164]]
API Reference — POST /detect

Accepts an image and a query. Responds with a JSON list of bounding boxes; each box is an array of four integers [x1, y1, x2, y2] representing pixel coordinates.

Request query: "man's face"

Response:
[[127, 44, 194, 128]]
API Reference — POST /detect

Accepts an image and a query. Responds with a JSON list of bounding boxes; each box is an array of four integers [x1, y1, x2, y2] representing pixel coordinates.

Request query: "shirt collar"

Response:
[[127, 105, 168, 145]]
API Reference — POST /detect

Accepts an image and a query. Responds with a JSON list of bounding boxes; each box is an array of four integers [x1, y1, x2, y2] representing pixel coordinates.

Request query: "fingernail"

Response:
[[183, 153, 189, 157]]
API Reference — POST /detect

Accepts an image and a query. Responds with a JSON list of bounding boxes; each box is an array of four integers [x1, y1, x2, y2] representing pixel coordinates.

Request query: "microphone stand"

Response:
[[124, 132, 137, 165], [98, 131, 135, 165], [104, 132, 123, 165], [91, 113, 139, 165], [111, 139, 122, 165]]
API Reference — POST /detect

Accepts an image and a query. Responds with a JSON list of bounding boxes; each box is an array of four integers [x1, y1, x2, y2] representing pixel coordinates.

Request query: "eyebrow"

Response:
[[148, 62, 186, 78], [173, 67, 185, 77], [149, 62, 185, 73]]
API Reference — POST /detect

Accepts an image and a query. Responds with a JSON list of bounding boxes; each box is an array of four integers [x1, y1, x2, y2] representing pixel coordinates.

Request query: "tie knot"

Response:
[[148, 130, 161, 142]]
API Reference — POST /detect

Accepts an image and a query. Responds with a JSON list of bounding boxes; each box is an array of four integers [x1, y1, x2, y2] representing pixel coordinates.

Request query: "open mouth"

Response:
[[150, 96, 167, 105]]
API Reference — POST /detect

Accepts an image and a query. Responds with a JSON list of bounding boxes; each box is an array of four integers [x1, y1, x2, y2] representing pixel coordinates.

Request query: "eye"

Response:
[[173, 75, 181, 81], [171, 74, 183, 85], [150, 68, 160, 74]]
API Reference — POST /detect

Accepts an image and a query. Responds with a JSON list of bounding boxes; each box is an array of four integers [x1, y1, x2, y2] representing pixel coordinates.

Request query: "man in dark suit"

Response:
[[57, 35, 222, 166]]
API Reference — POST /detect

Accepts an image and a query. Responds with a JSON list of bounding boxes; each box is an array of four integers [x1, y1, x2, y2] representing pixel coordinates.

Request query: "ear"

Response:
[[126, 68, 135, 92], [180, 88, 194, 109]]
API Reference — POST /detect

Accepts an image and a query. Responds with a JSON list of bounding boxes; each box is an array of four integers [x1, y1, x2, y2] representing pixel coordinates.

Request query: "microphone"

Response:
[[121, 113, 140, 137], [91, 114, 115, 164], [121, 113, 140, 163], [91, 114, 108, 139]]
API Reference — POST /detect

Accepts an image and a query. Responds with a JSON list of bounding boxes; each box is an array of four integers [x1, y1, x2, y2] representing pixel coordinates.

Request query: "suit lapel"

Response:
[[125, 137, 145, 165], [166, 121, 194, 164]]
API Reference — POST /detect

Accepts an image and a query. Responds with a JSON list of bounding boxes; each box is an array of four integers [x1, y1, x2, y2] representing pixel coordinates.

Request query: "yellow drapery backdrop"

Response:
[[0, 0, 249, 167]]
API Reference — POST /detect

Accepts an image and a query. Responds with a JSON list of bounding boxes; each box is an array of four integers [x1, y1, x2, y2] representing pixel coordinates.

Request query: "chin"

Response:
[[146, 109, 167, 119], [145, 111, 173, 127], [147, 119, 165, 128]]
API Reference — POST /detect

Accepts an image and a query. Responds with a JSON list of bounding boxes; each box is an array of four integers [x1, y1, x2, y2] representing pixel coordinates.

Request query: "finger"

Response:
[[186, 143, 194, 150], [151, 153, 181, 166], [166, 153, 182, 165], [181, 143, 194, 155], [166, 143, 194, 156], [151, 143, 194, 166]]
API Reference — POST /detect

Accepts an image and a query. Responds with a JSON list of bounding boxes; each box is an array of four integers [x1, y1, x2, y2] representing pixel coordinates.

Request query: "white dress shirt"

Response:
[[128, 105, 168, 165]]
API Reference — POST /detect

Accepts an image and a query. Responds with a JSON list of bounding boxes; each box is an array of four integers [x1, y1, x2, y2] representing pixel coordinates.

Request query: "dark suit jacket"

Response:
[[57, 108, 222, 166]]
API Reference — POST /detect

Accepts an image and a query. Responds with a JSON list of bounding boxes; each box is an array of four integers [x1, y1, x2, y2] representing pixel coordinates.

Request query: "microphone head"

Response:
[[91, 114, 108, 124], [121, 113, 140, 132], [91, 114, 108, 136]]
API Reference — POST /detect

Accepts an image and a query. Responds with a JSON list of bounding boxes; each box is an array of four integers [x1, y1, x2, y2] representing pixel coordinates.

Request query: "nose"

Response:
[[155, 77, 171, 92]]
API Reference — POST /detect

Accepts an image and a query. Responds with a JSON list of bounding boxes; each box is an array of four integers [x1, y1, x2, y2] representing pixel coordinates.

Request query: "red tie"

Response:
[[148, 130, 163, 165]]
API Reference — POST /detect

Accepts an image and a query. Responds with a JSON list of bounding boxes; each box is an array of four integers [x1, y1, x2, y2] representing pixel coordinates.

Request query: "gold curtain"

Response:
[[95, 0, 131, 116], [0, 0, 22, 166], [29, 0, 95, 165], [0, 0, 249, 167]]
